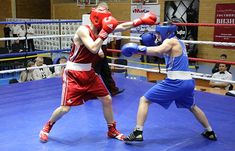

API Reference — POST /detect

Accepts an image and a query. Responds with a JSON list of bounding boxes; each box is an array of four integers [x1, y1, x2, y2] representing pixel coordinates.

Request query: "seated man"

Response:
[[19, 60, 36, 82], [33, 56, 53, 80], [212, 54, 231, 74], [209, 63, 233, 90], [54, 56, 67, 77]]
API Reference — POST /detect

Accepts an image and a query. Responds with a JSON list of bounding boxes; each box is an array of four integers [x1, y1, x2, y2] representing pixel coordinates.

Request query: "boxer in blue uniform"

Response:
[[121, 22, 217, 142]]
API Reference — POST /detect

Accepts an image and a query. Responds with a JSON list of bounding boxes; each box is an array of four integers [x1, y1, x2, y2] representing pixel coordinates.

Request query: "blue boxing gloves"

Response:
[[121, 43, 147, 57], [141, 32, 156, 46]]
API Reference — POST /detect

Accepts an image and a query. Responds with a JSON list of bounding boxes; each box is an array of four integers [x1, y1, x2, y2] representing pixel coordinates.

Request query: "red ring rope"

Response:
[[107, 48, 235, 65], [118, 21, 235, 27]]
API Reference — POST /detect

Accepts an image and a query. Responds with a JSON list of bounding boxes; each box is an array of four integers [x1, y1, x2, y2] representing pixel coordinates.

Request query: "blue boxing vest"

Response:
[[164, 39, 189, 72]]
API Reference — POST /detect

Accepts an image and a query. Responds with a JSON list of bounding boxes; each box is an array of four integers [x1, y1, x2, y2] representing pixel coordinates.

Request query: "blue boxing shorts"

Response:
[[144, 78, 195, 109]]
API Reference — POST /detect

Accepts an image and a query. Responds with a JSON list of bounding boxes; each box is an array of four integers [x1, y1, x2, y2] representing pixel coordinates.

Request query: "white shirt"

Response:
[[114, 32, 122, 40], [211, 71, 233, 90], [33, 64, 53, 80], [18, 28, 26, 37], [12, 25, 20, 35], [54, 66, 64, 76], [27, 27, 35, 36]]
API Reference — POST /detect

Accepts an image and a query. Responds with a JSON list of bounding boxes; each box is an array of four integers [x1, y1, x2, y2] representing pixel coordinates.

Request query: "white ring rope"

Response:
[[109, 63, 235, 84], [0, 34, 74, 41], [2, 63, 234, 84], [108, 35, 235, 47], [1, 34, 235, 46], [0, 63, 65, 74]]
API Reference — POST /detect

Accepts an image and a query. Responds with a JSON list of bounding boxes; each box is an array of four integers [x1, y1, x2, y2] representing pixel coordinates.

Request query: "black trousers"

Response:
[[92, 45, 119, 93], [27, 39, 35, 52]]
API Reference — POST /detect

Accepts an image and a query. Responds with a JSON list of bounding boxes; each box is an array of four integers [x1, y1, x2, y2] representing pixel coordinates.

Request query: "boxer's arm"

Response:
[[114, 21, 133, 32], [76, 26, 103, 54], [98, 48, 104, 58], [114, 12, 157, 32], [146, 39, 172, 57]]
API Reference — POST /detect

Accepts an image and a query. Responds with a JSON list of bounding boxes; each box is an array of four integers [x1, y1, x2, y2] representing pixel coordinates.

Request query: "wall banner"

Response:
[[214, 3, 235, 49], [130, 4, 160, 42], [164, 0, 199, 41]]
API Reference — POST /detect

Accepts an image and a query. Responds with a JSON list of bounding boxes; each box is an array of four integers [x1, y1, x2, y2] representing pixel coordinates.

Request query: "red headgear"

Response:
[[90, 7, 111, 30]]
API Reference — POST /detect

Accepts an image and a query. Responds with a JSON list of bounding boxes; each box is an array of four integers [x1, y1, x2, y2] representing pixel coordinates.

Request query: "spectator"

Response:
[[26, 24, 35, 52], [212, 54, 231, 74], [54, 56, 67, 77], [186, 35, 198, 58], [11, 24, 20, 37], [209, 63, 233, 90], [18, 25, 26, 52], [3, 24, 11, 49], [33, 56, 53, 80], [11, 40, 21, 53], [19, 60, 36, 82]]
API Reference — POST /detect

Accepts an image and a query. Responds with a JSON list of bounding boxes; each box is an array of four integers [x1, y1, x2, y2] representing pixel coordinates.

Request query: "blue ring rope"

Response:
[[0, 49, 70, 58]]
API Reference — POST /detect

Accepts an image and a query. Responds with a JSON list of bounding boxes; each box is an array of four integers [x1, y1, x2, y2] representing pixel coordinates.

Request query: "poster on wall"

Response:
[[164, 0, 199, 41], [130, 4, 160, 42], [214, 3, 235, 49]]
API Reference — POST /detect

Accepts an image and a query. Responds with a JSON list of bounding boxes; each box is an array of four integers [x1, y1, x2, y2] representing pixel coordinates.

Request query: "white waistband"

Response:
[[65, 61, 91, 71], [167, 71, 192, 80]]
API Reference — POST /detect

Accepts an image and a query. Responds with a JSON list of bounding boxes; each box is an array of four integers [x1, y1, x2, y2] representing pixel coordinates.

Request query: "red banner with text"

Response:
[[214, 3, 235, 49]]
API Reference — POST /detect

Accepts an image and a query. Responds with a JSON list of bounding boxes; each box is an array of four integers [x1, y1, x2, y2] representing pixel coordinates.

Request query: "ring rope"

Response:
[[107, 49, 235, 65], [0, 34, 74, 41], [106, 56, 196, 69], [0, 20, 82, 25], [1, 63, 234, 84], [1, 34, 235, 47], [0, 63, 65, 74], [172, 22, 235, 27], [109, 63, 235, 84], [0, 49, 69, 58], [118, 21, 235, 27], [1, 20, 234, 27], [0, 54, 48, 61], [108, 35, 235, 47]]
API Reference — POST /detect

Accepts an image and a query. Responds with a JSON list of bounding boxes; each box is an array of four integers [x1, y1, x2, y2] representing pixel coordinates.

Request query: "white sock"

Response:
[[205, 126, 212, 132], [135, 125, 143, 131]]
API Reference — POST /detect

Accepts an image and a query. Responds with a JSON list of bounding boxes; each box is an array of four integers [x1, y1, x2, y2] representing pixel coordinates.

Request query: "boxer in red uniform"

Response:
[[39, 2, 157, 143]]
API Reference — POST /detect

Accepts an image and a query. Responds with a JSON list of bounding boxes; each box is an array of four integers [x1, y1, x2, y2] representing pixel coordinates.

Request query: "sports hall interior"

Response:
[[0, 1, 235, 151]]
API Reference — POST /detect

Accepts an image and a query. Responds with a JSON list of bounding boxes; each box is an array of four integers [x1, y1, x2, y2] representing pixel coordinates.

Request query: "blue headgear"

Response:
[[155, 24, 177, 41]]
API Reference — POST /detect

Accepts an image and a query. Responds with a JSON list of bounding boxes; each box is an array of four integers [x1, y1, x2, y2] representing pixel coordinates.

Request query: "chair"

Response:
[[53, 57, 60, 64], [111, 58, 128, 77], [228, 84, 233, 90]]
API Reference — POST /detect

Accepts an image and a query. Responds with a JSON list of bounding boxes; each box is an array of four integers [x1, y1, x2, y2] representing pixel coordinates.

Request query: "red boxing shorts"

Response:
[[61, 69, 109, 106]]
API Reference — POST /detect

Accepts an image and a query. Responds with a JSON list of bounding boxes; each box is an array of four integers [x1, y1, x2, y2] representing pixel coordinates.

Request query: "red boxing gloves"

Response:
[[133, 12, 157, 27], [98, 16, 118, 40]]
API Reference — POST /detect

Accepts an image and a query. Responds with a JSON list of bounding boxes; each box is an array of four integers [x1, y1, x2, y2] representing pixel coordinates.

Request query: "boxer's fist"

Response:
[[98, 16, 118, 40], [133, 12, 157, 27], [141, 32, 156, 46], [121, 43, 147, 57]]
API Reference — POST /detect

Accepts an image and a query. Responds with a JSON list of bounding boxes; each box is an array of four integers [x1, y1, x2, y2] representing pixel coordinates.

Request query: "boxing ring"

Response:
[[0, 75, 235, 151], [0, 20, 235, 151]]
